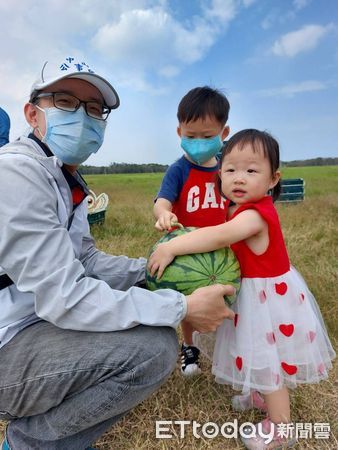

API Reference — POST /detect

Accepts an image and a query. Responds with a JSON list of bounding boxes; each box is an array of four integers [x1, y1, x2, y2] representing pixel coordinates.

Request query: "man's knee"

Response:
[[126, 326, 178, 387], [150, 326, 179, 375]]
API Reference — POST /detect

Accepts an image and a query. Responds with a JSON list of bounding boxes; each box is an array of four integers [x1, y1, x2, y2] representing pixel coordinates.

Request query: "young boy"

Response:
[[154, 86, 230, 376]]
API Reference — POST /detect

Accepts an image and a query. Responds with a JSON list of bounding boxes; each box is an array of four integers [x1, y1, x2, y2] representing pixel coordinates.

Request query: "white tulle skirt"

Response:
[[194, 266, 336, 394]]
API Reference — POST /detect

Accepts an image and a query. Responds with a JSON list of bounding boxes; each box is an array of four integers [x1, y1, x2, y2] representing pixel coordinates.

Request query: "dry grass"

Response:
[[1, 167, 337, 449]]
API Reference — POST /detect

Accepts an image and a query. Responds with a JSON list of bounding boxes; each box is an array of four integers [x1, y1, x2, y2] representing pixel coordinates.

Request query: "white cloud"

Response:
[[157, 65, 180, 78], [173, 18, 217, 63], [203, 0, 238, 22], [204, 0, 256, 19], [293, 0, 310, 11], [116, 73, 170, 94], [0, 0, 246, 102], [92, 9, 175, 67], [272, 24, 333, 57], [0, 0, 266, 164], [261, 12, 276, 30], [91, 2, 236, 86], [257, 80, 327, 98], [261, 1, 312, 30]]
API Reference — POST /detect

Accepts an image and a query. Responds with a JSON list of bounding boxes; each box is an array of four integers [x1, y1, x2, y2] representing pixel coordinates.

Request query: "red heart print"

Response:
[[318, 363, 325, 375], [299, 293, 305, 303], [308, 331, 316, 343], [234, 314, 239, 327], [259, 290, 267, 303], [235, 356, 243, 371], [266, 332, 276, 344], [281, 362, 297, 375], [275, 282, 288, 295], [279, 324, 294, 337]]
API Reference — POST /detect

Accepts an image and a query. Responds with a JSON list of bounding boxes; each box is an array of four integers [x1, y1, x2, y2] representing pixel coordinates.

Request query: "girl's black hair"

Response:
[[217, 129, 281, 201]]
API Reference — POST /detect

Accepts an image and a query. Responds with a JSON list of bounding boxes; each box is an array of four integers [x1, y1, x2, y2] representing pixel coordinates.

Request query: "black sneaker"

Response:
[[180, 344, 202, 376]]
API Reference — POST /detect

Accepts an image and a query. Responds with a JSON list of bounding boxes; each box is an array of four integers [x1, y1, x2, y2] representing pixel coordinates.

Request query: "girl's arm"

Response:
[[148, 208, 266, 278]]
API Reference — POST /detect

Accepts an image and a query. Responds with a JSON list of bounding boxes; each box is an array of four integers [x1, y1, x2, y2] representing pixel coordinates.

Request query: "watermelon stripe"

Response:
[[190, 254, 212, 274], [215, 258, 238, 275], [170, 260, 211, 278], [215, 253, 230, 270], [148, 275, 212, 286]]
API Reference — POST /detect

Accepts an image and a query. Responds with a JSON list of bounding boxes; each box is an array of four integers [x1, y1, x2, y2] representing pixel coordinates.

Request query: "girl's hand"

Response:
[[148, 243, 175, 279]]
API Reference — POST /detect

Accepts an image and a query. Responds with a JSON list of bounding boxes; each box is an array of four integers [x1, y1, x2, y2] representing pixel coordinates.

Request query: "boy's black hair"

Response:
[[177, 86, 230, 126], [217, 129, 281, 201]]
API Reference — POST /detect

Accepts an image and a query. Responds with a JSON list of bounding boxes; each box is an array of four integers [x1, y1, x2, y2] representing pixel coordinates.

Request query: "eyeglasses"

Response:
[[34, 92, 111, 121]]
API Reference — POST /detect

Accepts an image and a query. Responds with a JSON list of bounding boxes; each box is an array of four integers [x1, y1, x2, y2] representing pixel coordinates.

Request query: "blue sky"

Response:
[[0, 0, 337, 165]]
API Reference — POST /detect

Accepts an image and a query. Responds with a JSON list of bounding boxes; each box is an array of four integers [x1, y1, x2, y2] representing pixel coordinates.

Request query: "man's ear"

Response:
[[269, 170, 281, 189], [221, 125, 230, 141], [177, 126, 182, 138], [24, 103, 38, 128]]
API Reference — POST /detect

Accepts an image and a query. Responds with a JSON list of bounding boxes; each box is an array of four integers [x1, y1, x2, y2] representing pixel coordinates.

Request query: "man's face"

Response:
[[32, 78, 104, 137], [23, 78, 105, 172]]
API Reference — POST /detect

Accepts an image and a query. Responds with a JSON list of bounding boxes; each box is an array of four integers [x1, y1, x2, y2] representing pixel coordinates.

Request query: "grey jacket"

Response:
[[0, 137, 186, 349]]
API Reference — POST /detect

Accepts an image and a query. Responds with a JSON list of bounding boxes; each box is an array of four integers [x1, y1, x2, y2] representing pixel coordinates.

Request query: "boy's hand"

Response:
[[155, 211, 178, 231], [148, 243, 175, 279], [185, 284, 235, 333]]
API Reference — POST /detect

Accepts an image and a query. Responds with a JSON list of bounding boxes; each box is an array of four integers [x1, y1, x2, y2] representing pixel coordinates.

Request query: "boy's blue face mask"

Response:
[[36, 106, 106, 165], [181, 135, 223, 165]]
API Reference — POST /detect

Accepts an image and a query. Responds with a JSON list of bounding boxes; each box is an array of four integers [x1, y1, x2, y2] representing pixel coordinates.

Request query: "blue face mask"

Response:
[[181, 135, 223, 165], [36, 106, 106, 165]]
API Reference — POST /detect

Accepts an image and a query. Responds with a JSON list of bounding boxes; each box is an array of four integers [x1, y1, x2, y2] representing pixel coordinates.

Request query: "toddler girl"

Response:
[[148, 129, 335, 449]]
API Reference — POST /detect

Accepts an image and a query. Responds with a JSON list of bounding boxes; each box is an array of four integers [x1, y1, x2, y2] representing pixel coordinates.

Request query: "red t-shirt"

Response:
[[156, 156, 227, 227]]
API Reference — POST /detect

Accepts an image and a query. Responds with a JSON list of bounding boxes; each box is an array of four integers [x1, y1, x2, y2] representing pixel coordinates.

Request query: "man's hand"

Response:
[[185, 284, 235, 333], [155, 211, 178, 231], [148, 242, 175, 279]]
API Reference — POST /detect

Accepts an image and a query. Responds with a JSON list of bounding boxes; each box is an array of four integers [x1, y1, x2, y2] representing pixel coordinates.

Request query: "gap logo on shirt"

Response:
[[187, 182, 225, 212]]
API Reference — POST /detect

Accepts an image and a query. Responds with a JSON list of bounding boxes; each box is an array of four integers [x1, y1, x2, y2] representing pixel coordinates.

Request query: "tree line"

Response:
[[79, 162, 169, 175], [281, 157, 338, 167], [79, 157, 337, 175]]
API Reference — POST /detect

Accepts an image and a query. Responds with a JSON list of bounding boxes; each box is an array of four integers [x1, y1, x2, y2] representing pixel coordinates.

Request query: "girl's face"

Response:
[[220, 142, 280, 205]]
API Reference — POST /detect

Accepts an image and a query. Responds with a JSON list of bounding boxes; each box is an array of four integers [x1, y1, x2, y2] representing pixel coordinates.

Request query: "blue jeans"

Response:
[[0, 321, 178, 449]]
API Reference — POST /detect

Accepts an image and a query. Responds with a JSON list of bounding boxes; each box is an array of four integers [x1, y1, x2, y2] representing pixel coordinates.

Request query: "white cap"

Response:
[[30, 57, 120, 109]]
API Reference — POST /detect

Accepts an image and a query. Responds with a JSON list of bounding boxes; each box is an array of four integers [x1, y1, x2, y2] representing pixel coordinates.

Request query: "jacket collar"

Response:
[[28, 133, 90, 208]]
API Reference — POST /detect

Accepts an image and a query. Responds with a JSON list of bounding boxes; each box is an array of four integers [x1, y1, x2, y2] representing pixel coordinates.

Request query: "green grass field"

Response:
[[1, 166, 337, 448], [87, 166, 338, 449]]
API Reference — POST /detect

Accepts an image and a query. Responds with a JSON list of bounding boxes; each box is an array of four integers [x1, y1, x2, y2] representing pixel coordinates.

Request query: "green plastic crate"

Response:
[[87, 210, 106, 225], [277, 178, 305, 203]]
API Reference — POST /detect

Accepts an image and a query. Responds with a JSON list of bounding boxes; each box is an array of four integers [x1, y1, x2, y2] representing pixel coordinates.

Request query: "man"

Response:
[[0, 56, 234, 450], [0, 107, 10, 147]]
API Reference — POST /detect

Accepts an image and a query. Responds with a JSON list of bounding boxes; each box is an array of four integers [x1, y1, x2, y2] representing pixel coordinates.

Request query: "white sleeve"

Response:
[[80, 229, 148, 291]]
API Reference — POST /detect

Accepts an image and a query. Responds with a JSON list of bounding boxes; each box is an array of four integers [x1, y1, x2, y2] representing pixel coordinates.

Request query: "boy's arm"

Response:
[[149, 209, 266, 278], [154, 161, 184, 231], [153, 198, 178, 231]]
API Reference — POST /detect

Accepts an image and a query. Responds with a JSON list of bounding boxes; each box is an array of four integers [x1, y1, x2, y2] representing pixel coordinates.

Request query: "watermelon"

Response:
[[146, 225, 241, 305]]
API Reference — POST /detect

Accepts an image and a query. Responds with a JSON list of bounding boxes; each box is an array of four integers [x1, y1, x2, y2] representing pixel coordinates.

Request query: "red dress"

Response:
[[194, 197, 335, 393]]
